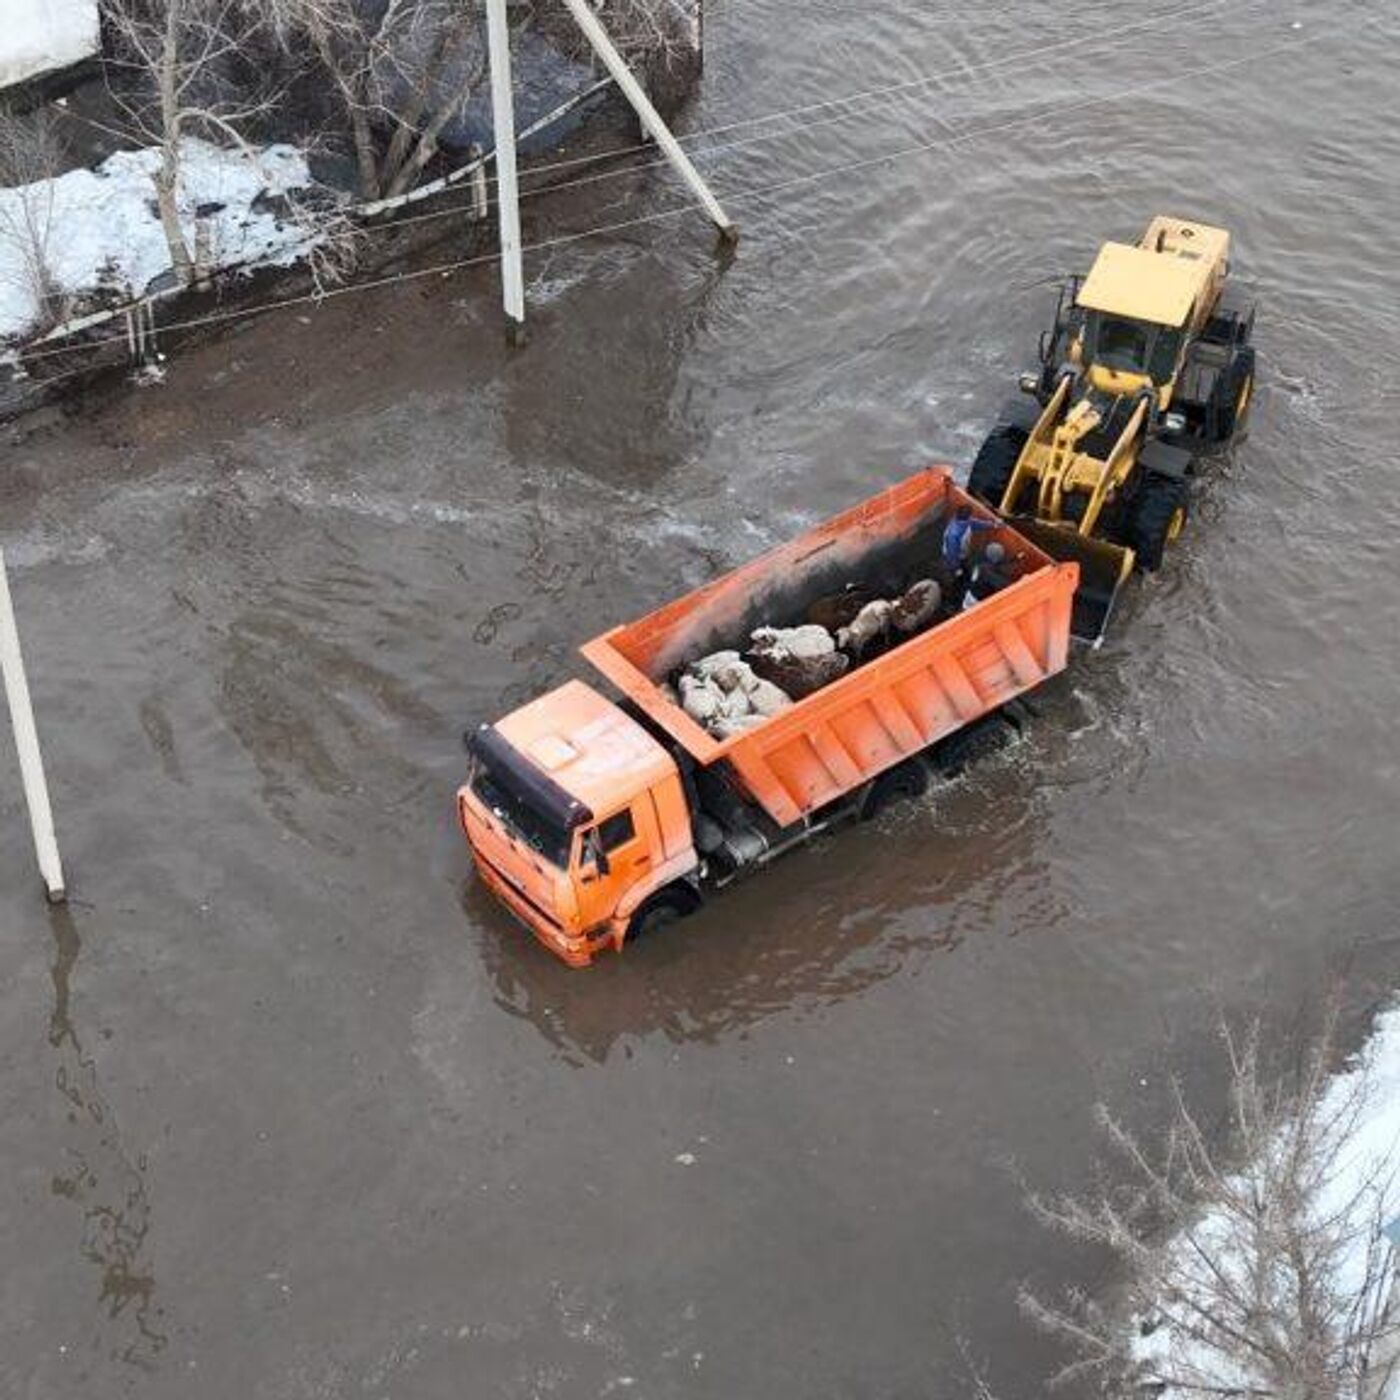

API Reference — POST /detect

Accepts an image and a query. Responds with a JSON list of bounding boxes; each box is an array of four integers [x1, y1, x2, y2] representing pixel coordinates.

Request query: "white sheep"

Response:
[[836, 598, 894, 658], [749, 624, 836, 661]]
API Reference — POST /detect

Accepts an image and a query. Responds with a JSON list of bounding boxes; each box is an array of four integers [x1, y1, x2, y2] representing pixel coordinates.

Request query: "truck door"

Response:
[[573, 802, 656, 934]]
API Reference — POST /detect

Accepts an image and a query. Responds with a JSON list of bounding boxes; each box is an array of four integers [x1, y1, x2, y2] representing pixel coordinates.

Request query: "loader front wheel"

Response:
[[968, 425, 1028, 510], [1125, 472, 1189, 572]]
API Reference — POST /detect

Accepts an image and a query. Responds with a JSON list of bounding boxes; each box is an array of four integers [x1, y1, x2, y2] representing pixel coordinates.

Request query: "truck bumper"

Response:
[[471, 850, 606, 968]]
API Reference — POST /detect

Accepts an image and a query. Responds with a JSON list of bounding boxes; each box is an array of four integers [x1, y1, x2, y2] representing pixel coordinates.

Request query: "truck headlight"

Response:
[[1018, 371, 1040, 395]]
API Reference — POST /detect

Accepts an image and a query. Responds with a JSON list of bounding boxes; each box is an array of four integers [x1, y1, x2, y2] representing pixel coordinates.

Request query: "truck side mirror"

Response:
[[581, 830, 610, 877]]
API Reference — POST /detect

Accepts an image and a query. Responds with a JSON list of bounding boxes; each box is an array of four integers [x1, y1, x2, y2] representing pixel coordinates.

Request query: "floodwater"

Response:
[[3, 1, 1400, 1395]]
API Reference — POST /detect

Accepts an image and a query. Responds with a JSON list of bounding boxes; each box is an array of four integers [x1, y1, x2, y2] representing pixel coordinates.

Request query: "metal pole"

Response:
[[0, 548, 66, 903], [484, 0, 526, 335], [558, 0, 736, 241]]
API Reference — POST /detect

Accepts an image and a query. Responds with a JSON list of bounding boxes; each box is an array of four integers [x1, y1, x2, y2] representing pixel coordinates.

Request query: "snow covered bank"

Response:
[[0, 139, 319, 345], [0, 0, 100, 92], [1136, 1000, 1400, 1397]]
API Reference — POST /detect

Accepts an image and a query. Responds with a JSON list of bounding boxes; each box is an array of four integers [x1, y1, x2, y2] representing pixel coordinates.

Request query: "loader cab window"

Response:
[[1086, 312, 1183, 384], [1147, 325, 1185, 383], [1091, 314, 1150, 372]]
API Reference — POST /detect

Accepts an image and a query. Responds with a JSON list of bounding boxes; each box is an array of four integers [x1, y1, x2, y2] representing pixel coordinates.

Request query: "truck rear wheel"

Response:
[[968, 426, 1028, 510], [861, 759, 929, 820], [626, 887, 699, 943], [1124, 472, 1189, 572]]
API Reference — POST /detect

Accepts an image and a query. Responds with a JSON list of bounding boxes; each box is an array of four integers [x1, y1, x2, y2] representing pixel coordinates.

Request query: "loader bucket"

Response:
[[1005, 518, 1134, 644]]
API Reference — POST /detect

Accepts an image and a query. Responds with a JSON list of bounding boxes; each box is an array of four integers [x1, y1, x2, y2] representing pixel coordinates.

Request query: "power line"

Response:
[[467, 0, 1241, 200], [374, 0, 1252, 238], [27, 0, 1264, 339], [13, 0, 1258, 361], [16, 26, 1307, 370]]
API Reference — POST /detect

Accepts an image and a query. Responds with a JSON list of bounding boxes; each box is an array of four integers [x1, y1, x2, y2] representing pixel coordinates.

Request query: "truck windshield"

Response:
[[1087, 312, 1182, 383], [470, 758, 572, 868]]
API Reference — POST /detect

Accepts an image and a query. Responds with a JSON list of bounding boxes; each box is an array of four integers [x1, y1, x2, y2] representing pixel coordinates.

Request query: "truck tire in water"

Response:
[[627, 888, 699, 943], [1125, 471, 1190, 571], [861, 759, 930, 820], [967, 425, 1028, 509]]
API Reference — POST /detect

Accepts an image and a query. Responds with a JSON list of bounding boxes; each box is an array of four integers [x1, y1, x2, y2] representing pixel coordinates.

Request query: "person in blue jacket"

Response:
[[941, 504, 999, 576]]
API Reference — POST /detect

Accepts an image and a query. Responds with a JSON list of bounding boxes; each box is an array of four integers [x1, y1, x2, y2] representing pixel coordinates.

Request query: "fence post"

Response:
[[0, 548, 66, 904], [469, 145, 489, 223]]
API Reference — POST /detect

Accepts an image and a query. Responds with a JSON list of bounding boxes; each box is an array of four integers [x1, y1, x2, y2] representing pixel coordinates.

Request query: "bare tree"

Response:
[[0, 105, 69, 335], [101, 0, 285, 284], [261, 0, 485, 202], [1021, 1007, 1400, 1398]]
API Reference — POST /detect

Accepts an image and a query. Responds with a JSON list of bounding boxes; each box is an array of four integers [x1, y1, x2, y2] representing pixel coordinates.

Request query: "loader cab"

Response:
[[1082, 309, 1184, 395], [1074, 230, 1225, 407], [458, 681, 695, 966]]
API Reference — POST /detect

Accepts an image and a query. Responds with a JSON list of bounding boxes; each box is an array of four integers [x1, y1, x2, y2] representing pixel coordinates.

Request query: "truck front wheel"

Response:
[[626, 887, 700, 944]]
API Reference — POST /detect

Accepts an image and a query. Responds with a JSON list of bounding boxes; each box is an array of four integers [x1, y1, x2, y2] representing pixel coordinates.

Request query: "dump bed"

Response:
[[581, 468, 1077, 828]]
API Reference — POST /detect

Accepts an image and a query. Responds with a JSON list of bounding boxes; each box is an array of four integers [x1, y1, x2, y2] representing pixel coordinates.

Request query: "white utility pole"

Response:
[[558, 0, 736, 241], [480, 0, 735, 332], [484, 0, 526, 338], [0, 548, 66, 904]]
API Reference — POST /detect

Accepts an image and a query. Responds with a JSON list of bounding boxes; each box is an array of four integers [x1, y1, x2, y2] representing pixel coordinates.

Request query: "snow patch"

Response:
[[0, 138, 319, 345], [1136, 1001, 1400, 1396], [0, 0, 100, 91]]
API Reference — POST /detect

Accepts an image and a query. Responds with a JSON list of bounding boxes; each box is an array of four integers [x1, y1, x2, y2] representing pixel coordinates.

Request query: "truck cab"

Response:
[[457, 680, 698, 966]]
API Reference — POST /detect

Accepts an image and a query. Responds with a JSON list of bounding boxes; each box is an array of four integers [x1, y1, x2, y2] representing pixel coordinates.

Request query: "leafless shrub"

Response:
[[592, 0, 698, 69], [529, 0, 698, 72], [0, 105, 69, 334], [1021, 1005, 1400, 1398], [279, 185, 362, 291]]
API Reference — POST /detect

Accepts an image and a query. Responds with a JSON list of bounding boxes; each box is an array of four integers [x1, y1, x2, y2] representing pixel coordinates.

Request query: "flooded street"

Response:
[[4, 0, 1400, 1394]]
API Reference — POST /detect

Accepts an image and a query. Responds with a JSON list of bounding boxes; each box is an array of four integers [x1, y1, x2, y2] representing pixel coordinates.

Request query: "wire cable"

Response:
[[16, 27, 1308, 370], [457, 0, 1243, 201], [13, 0, 1263, 361]]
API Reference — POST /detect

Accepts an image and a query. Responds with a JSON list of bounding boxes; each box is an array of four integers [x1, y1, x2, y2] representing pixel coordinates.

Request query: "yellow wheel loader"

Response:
[[968, 215, 1256, 641]]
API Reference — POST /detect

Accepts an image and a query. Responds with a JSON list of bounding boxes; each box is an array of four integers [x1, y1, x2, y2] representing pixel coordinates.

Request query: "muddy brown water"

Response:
[[4, 1, 1400, 1395]]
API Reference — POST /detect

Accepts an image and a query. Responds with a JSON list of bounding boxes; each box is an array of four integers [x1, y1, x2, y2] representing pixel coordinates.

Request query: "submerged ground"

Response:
[[3, 0, 1400, 1395]]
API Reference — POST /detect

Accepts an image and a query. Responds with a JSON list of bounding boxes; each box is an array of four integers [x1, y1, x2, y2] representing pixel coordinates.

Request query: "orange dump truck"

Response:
[[458, 468, 1078, 966]]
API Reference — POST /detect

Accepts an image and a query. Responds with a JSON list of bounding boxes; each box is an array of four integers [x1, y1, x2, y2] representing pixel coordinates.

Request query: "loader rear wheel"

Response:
[[1212, 345, 1256, 443], [1124, 472, 1189, 572], [968, 425, 1028, 509]]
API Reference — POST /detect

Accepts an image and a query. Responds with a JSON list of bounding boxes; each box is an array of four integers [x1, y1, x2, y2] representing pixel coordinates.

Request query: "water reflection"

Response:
[[46, 907, 167, 1370], [499, 248, 730, 493], [472, 735, 1057, 1064]]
